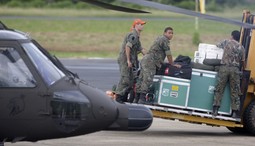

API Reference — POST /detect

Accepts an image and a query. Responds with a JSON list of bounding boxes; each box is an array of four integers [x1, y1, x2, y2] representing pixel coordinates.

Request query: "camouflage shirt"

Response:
[[118, 29, 142, 66], [216, 39, 245, 67], [146, 35, 171, 68]]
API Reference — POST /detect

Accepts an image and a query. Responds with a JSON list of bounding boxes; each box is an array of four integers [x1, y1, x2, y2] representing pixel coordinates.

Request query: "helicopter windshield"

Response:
[[22, 42, 65, 86], [0, 47, 36, 88]]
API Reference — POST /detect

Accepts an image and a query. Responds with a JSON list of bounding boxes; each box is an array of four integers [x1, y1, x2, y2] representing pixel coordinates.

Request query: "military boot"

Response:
[[212, 106, 219, 117], [138, 93, 147, 104], [123, 92, 129, 102], [133, 93, 140, 103], [115, 94, 124, 104]]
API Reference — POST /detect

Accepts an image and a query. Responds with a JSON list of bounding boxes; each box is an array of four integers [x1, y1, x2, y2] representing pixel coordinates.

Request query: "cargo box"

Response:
[[187, 69, 231, 115], [153, 75, 190, 108]]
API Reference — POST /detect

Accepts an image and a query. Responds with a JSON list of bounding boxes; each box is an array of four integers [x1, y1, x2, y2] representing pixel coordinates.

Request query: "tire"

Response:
[[243, 100, 255, 135]]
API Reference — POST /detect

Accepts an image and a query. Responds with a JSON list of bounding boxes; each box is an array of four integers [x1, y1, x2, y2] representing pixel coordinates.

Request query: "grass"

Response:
[[0, 7, 245, 59]]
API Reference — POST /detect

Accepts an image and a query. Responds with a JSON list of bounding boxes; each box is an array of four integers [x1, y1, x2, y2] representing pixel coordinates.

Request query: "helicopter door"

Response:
[[0, 41, 48, 120]]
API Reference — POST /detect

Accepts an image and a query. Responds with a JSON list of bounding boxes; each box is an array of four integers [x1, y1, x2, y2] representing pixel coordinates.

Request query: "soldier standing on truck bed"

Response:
[[212, 30, 246, 118], [115, 19, 146, 103], [135, 27, 181, 104]]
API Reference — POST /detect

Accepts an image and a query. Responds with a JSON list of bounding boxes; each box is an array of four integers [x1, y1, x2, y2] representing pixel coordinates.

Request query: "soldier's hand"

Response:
[[173, 64, 181, 68]]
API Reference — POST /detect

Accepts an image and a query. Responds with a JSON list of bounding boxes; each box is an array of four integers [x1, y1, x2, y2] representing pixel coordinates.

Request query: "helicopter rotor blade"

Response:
[[120, 0, 255, 29], [79, 0, 150, 13]]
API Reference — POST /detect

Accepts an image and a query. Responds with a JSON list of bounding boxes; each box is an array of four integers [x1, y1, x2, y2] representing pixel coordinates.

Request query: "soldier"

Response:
[[115, 19, 146, 103], [212, 30, 246, 118], [136, 27, 180, 104]]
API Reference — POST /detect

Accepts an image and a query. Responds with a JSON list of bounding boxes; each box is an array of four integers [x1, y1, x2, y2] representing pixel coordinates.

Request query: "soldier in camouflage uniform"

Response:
[[212, 30, 246, 118], [136, 27, 180, 104], [115, 19, 146, 103]]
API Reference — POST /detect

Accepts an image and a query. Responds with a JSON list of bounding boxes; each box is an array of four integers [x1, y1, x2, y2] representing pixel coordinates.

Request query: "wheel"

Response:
[[226, 127, 248, 134], [243, 100, 255, 135]]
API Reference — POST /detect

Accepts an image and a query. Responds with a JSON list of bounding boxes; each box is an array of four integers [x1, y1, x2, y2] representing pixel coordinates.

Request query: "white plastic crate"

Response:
[[194, 43, 223, 63]]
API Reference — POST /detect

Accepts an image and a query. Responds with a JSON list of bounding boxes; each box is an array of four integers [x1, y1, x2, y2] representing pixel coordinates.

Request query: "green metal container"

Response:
[[153, 75, 190, 108], [187, 69, 231, 115]]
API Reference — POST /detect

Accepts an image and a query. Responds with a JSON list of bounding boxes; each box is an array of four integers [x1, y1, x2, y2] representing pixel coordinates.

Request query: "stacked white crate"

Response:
[[194, 43, 223, 63]]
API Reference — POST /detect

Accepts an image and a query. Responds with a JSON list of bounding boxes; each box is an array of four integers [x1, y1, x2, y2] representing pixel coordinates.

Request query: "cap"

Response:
[[132, 19, 146, 28]]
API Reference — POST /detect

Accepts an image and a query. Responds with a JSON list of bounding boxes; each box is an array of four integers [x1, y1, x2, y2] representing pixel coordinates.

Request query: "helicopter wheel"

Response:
[[243, 100, 255, 135]]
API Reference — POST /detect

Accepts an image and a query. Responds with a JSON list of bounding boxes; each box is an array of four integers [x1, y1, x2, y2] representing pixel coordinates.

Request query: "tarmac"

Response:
[[5, 117, 255, 146]]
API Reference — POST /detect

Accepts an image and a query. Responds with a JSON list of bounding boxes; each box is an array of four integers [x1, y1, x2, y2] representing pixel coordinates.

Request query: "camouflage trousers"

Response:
[[136, 58, 156, 94], [115, 61, 134, 96], [213, 66, 241, 110]]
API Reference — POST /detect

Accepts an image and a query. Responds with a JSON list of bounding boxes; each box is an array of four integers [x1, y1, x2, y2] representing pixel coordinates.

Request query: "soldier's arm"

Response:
[[161, 39, 172, 61], [137, 47, 146, 55], [165, 44, 183, 68], [125, 45, 132, 68], [162, 40, 180, 68], [166, 54, 173, 65], [216, 39, 228, 49], [141, 48, 146, 55], [166, 54, 181, 68], [126, 34, 135, 68]]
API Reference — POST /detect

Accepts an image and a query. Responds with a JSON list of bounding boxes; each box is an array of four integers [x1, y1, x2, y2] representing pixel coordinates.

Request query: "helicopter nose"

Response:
[[106, 103, 153, 131], [78, 83, 153, 131], [127, 104, 153, 130]]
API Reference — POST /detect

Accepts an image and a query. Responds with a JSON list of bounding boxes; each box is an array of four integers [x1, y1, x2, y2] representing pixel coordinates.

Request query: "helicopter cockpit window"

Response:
[[22, 42, 65, 86], [0, 47, 36, 88]]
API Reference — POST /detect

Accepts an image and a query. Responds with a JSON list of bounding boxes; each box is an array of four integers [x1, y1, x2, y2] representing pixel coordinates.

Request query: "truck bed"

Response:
[[144, 70, 243, 128], [143, 104, 242, 128]]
